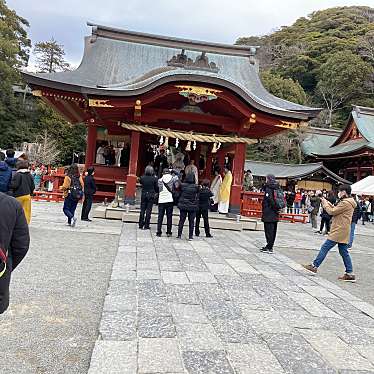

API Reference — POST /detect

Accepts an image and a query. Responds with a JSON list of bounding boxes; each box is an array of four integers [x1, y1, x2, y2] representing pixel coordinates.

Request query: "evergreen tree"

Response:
[[34, 38, 70, 73]]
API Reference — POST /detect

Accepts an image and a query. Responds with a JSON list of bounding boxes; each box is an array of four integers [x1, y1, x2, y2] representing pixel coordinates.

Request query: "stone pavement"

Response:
[[89, 224, 374, 374]]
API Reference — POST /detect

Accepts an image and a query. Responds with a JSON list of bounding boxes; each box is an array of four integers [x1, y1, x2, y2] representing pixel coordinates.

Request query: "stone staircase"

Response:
[[93, 205, 263, 231]]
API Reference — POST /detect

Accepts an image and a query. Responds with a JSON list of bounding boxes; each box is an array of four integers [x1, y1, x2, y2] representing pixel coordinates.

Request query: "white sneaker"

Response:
[[71, 217, 77, 227]]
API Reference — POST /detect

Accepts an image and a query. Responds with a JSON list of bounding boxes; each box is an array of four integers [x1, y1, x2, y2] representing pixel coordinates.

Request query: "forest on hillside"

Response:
[[237, 6, 374, 162], [0, 2, 373, 164]]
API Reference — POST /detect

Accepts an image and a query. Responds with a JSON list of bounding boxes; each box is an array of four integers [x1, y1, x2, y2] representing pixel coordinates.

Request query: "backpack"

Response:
[[273, 188, 286, 211], [69, 176, 83, 201]]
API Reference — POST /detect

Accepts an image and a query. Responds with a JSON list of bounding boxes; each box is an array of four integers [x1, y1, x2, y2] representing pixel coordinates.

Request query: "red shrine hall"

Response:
[[23, 23, 320, 214]]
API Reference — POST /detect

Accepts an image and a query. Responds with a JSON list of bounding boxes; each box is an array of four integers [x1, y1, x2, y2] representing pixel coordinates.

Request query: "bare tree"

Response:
[[21, 130, 60, 165]]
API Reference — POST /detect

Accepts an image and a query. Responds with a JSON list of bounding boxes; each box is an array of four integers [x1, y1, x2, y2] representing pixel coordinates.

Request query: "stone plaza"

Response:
[[2, 202, 374, 373]]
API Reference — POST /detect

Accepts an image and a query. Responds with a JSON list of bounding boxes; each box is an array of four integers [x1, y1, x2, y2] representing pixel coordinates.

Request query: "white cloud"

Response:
[[7, 0, 374, 66]]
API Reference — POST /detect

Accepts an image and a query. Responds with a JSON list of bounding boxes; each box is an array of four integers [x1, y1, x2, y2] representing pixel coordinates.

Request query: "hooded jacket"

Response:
[[178, 173, 199, 211], [323, 197, 357, 244], [0, 162, 12, 193], [10, 170, 35, 198], [0, 192, 30, 314], [158, 173, 174, 204], [261, 181, 280, 223]]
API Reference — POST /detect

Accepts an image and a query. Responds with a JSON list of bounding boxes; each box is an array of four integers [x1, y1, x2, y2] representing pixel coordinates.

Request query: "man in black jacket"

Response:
[[261, 174, 281, 253], [81, 167, 97, 221], [195, 179, 213, 238], [0, 192, 30, 314]]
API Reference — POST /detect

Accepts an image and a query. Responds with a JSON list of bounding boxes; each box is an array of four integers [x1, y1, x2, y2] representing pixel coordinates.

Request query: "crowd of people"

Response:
[[137, 163, 234, 240]]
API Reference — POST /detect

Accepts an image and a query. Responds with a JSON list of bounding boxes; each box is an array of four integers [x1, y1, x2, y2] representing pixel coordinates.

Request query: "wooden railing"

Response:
[[241, 191, 309, 224]]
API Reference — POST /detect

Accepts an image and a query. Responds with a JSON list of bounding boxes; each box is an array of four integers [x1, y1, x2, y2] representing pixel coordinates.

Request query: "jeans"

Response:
[[348, 222, 356, 248], [264, 222, 278, 250], [294, 202, 300, 214], [139, 192, 155, 229], [287, 206, 293, 214], [81, 194, 93, 220], [195, 208, 210, 236], [319, 217, 331, 233], [157, 202, 173, 235], [63, 194, 78, 224], [178, 210, 196, 239], [313, 239, 353, 273]]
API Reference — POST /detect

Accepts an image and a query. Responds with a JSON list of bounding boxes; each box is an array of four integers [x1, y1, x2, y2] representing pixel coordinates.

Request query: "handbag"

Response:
[[307, 205, 314, 213]]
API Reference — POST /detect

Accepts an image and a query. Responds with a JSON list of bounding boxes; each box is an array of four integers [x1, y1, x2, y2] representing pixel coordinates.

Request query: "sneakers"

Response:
[[302, 264, 318, 274], [260, 247, 273, 253], [71, 217, 77, 228], [338, 273, 356, 283]]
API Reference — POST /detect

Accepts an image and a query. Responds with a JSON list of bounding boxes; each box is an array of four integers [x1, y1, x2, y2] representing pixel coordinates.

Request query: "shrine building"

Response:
[[23, 23, 320, 214], [303, 106, 374, 183]]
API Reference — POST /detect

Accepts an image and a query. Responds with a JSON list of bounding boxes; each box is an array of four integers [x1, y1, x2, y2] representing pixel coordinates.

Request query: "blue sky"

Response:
[[8, 0, 374, 67]]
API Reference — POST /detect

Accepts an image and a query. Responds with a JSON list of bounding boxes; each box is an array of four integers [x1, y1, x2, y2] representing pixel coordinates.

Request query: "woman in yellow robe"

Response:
[[218, 167, 232, 214]]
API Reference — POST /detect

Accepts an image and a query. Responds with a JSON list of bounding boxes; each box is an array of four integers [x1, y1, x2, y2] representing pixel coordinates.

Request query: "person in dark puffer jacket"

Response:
[[0, 192, 30, 314], [177, 173, 199, 240], [81, 166, 97, 221], [0, 152, 12, 193], [195, 179, 213, 238]]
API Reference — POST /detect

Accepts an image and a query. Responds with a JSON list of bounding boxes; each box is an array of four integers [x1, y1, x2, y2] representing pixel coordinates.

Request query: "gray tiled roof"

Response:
[[245, 160, 349, 183], [22, 24, 321, 120]]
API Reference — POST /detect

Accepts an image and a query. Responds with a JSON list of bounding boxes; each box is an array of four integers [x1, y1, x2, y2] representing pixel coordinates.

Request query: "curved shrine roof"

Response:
[[23, 23, 320, 120]]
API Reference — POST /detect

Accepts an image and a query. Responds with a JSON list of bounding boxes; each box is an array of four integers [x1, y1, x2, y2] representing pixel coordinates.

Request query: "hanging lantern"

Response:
[[164, 137, 169, 148], [175, 138, 179, 148], [211, 142, 218, 153], [159, 136, 164, 145], [185, 141, 191, 152], [193, 141, 197, 150]]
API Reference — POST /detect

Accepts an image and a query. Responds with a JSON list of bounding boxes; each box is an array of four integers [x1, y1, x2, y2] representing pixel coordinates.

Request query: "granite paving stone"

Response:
[[211, 318, 263, 344], [226, 343, 286, 374], [138, 315, 176, 338], [170, 303, 210, 324], [182, 350, 235, 374], [166, 284, 201, 304], [85, 220, 374, 374], [263, 333, 336, 374], [162, 271, 190, 284], [300, 330, 374, 371], [88, 341, 137, 374], [177, 322, 224, 350], [138, 338, 184, 373], [99, 311, 136, 341], [225, 259, 259, 274], [186, 271, 218, 283]]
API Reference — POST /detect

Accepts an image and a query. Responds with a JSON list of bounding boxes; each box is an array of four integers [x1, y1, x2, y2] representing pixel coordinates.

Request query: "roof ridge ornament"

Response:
[[167, 49, 219, 73]]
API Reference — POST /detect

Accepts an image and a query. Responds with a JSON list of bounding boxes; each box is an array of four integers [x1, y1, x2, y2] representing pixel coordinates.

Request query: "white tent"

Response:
[[351, 176, 374, 196]]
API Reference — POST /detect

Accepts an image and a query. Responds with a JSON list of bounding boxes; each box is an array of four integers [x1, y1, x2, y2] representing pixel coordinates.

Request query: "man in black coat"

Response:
[[261, 174, 281, 253], [195, 179, 213, 238], [0, 192, 30, 314], [81, 167, 97, 221]]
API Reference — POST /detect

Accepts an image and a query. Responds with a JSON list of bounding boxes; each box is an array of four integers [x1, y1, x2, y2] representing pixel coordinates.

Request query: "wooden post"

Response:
[[229, 143, 246, 216], [124, 131, 140, 204], [85, 123, 97, 168], [205, 145, 213, 180]]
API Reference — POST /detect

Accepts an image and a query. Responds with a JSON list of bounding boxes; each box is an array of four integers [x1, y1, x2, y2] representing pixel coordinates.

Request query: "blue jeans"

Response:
[[313, 239, 353, 274], [63, 194, 78, 224], [294, 202, 300, 214], [348, 223, 356, 248]]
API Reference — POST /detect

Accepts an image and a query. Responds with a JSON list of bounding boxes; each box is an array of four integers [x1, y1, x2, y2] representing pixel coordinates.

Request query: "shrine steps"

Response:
[[93, 206, 263, 231]]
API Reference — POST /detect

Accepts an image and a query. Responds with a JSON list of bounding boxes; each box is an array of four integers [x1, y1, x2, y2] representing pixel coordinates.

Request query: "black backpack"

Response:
[[70, 176, 83, 201]]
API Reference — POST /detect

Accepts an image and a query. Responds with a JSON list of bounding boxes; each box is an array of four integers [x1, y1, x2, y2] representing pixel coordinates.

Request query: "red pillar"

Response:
[[124, 131, 140, 204], [229, 143, 246, 215], [205, 146, 213, 180], [85, 123, 97, 168]]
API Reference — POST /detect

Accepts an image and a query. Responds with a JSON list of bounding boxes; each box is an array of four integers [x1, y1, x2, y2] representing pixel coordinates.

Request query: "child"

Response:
[[195, 179, 213, 238]]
